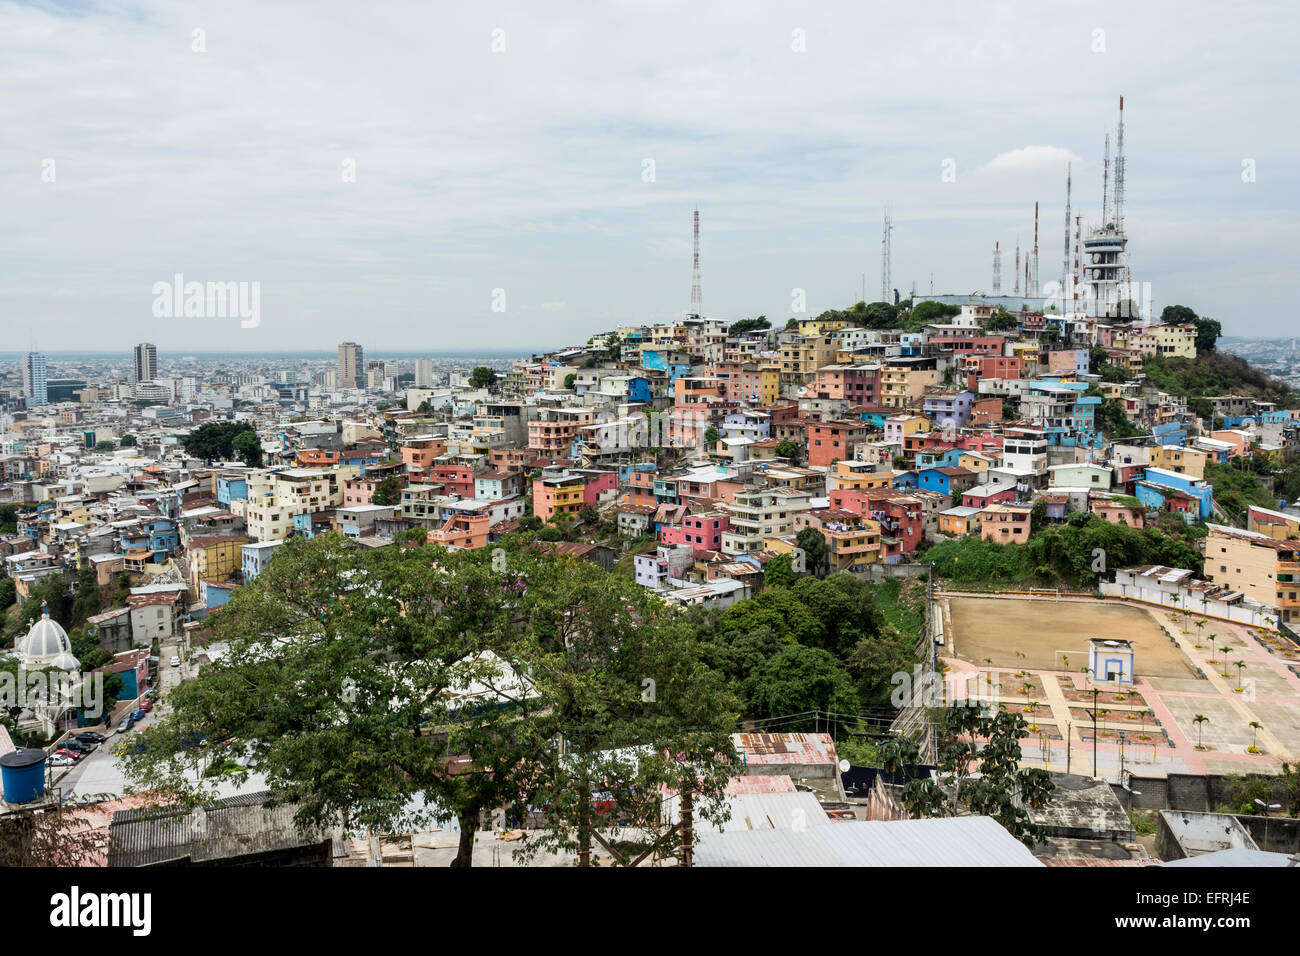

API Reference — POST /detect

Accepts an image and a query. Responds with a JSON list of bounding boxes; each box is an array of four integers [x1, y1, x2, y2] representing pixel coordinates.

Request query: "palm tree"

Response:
[[1014, 651, 1026, 677], [1207, 633, 1217, 664], [1220, 646, 1234, 678], [1193, 619, 1205, 647], [1248, 721, 1262, 753], [1234, 660, 1247, 691], [1193, 713, 1209, 750]]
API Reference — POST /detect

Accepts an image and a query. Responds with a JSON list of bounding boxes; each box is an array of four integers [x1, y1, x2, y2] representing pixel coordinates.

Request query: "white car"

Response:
[[169, 656, 181, 667], [50, 754, 76, 767]]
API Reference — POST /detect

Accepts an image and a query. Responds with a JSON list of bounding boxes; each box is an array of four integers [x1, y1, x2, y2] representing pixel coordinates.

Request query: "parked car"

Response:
[[60, 739, 94, 754], [139, 700, 153, 713], [75, 731, 107, 744], [169, 655, 181, 667], [130, 708, 146, 722], [53, 749, 82, 761], [117, 717, 133, 733], [50, 754, 76, 767]]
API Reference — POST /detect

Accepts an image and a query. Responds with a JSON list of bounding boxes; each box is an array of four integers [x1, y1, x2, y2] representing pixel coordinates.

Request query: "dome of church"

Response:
[[18, 610, 71, 663], [48, 652, 81, 672]]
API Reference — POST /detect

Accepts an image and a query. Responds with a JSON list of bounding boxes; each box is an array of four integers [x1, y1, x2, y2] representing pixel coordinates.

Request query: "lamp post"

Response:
[[1255, 799, 1281, 851], [1087, 685, 1100, 780]]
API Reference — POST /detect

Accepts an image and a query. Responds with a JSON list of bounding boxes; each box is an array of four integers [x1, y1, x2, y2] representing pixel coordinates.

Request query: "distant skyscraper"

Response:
[[22, 352, 48, 406], [414, 358, 434, 388], [133, 342, 158, 383], [338, 342, 364, 389]]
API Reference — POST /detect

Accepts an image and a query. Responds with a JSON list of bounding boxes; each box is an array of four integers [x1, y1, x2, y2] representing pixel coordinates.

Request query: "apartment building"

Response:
[[1204, 524, 1300, 624], [243, 468, 344, 541], [980, 502, 1034, 544], [720, 488, 812, 555]]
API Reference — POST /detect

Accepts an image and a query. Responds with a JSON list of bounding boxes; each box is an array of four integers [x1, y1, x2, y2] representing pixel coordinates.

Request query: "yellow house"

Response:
[[1205, 524, 1300, 625], [938, 506, 983, 538], [187, 535, 250, 596], [1150, 445, 1207, 480], [880, 365, 939, 408], [1248, 505, 1300, 541], [827, 459, 896, 493], [958, 451, 994, 474], [799, 316, 848, 336]]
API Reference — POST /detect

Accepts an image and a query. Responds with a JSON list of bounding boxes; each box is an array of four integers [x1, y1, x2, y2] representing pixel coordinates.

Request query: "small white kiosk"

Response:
[[1089, 638, 1134, 684]]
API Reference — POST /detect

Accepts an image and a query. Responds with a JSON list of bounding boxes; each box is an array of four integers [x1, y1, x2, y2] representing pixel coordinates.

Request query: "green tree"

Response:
[[119, 434, 138, 447], [703, 426, 720, 446], [469, 366, 499, 392], [93, 440, 116, 452], [232, 430, 264, 468], [743, 644, 860, 733], [728, 316, 771, 336], [563, 373, 577, 390], [795, 526, 828, 577], [180, 421, 257, 464], [763, 553, 798, 588], [369, 473, 403, 507], [879, 704, 1054, 847], [774, 438, 800, 461]]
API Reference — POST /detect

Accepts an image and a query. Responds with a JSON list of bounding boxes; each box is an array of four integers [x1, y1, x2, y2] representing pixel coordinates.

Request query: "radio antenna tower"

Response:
[[689, 206, 702, 313], [1114, 97, 1126, 235], [880, 210, 892, 303], [992, 241, 1002, 294], [1030, 201, 1040, 297], [1101, 133, 1111, 226], [1013, 239, 1021, 296], [1062, 163, 1072, 299]]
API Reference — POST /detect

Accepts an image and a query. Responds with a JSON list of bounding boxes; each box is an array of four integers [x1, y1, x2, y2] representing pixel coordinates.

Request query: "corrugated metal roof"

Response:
[[695, 817, 1044, 867], [662, 791, 831, 835]]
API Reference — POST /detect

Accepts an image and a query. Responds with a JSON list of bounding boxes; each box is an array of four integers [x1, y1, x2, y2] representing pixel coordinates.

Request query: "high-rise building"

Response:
[[22, 352, 48, 406], [338, 342, 365, 389], [133, 342, 158, 383], [414, 357, 434, 388]]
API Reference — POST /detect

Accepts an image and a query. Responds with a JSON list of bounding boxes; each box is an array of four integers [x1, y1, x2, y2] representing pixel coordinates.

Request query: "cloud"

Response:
[[975, 146, 1083, 177]]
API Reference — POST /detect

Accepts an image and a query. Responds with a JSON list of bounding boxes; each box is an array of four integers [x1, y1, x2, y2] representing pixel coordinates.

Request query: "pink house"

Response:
[[660, 512, 730, 552]]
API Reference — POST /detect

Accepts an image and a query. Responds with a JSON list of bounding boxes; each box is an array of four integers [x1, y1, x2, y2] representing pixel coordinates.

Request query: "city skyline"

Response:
[[5, 2, 1298, 351]]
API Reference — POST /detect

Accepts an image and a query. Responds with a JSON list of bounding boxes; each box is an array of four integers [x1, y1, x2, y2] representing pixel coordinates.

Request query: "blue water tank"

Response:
[[1, 748, 47, 804]]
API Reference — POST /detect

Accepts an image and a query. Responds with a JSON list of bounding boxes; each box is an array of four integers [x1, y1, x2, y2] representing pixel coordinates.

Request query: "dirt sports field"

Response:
[[946, 596, 1196, 678]]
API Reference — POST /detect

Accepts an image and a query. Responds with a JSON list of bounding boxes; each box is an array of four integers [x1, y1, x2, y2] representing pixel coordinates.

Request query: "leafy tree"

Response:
[[563, 373, 577, 390], [119, 434, 138, 447], [93, 440, 115, 452], [784, 318, 800, 330], [743, 644, 860, 732], [232, 430, 264, 468], [728, 316, 771, 336], [763, 553, 798, 588], [984, 307, 1017, 332], [703, 426, 720, 446], [910, 301, 961, 324], [1193, 316, 1222, 354], [369, 473, 403, 507], [795, 526, 828, 577], [0, 577, 15, 612], [181, 421, 257, 464], [0, 504, 18, 534], [1160, 304, 1198, 326], [774, 438, 800, 461], [879, 704, 1054, 847], [469, 367, 499, 392]]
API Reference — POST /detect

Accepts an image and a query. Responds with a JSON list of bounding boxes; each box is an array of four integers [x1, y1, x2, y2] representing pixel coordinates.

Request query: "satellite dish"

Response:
[[838, 759, 850, 773]]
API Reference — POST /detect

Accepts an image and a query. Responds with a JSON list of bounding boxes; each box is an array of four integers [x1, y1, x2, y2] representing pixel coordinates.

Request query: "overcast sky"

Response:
[[3, 0, 1297, 352]]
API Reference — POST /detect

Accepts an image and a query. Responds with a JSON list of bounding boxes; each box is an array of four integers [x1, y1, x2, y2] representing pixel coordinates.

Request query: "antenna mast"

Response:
[[1031, 201, 1040, 297], [1013, 239, 1021, 296], [689, 206, 702, 313], [1063, 163, 1072, 301], [992, 241, 1002, 294], [880, 211, 892, 303]]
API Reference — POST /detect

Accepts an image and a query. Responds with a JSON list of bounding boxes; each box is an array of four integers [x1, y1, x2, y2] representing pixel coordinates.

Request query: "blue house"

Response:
[[892, 471, 918, 490], [917, 467, 976, 497], [242, 541, 284, 581], [217, 475, 249, 506], [1134, 467, 1214, 521]]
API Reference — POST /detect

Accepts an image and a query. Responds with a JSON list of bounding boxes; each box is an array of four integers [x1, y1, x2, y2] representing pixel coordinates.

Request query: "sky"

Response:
[[3, 0, 1298, 352]]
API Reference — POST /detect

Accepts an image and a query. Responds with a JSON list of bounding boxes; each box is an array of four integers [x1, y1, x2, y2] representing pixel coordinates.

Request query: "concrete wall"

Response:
[[1115, 771, 1296, 815]]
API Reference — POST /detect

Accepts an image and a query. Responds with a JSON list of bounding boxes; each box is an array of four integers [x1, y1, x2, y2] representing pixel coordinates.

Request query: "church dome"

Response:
[[48, 652, 81, 672], [18, 610, 71, 663]]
